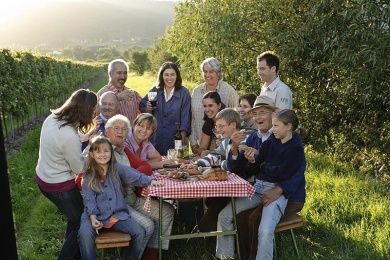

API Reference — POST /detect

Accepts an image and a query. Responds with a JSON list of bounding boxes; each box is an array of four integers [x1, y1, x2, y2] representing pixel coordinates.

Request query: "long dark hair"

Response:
[[156, 62, 183, 90], [202, 91, 226, 121], [52, 89, 97, 134]]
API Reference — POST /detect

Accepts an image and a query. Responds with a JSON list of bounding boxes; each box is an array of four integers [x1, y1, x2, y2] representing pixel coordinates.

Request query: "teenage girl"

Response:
[[216, 109, 306, 260], [78, 136, 160, 260]]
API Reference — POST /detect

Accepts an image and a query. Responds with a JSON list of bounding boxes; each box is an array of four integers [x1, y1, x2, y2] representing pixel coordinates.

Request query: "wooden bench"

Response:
[[95, 230, 131, 259], [274, 213, 304, 256]]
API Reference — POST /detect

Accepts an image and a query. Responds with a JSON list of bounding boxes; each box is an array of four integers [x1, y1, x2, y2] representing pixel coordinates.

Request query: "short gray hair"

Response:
[[99, 91, 119, 106], [200, 57, 223, 80], [105, 114, 131, 131], [108, 59, 129, 75]]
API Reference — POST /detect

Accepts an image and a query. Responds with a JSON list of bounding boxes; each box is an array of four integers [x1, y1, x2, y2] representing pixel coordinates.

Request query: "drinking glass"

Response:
[[167, 149, 178, 160], [148, 91, 157, 109]]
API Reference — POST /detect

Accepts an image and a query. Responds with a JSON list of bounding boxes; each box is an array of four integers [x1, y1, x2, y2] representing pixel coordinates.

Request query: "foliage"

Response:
[[128, 50, 151, 75], [160, 0, 390, 179], [0, 49, 101, 116], [147, 37, 178, 73]]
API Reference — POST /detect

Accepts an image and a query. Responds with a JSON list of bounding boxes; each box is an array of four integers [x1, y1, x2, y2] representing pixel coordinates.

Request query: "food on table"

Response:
[[198, 168, 228, 181]]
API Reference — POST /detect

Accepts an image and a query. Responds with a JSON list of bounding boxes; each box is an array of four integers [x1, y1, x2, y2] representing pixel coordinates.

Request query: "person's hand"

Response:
[[230, 131, 246, 149], [145, 101, 153, 113], [117, 89, 133, 102], [90, 215, 103, 233], [215, 136, 222, 147], [244, 149, 257, 163], [261, 186, 283, 207], [150, 180, 162, 186]]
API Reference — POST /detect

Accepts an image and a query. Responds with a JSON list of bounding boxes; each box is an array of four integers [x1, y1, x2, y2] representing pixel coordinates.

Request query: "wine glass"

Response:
[[147, 91, 157, 110]]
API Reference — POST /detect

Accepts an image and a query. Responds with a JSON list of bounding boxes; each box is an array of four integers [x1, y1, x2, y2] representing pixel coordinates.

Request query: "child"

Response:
[[78, 136, 160, 260], [216, 109, 306, 260]]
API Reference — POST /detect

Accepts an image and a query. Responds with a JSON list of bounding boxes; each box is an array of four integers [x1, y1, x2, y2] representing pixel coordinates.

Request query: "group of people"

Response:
[[35, 51, 306, 260]]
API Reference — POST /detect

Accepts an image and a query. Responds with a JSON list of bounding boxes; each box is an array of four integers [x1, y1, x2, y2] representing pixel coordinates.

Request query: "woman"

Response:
[[140, 62, 191, 156], [190, 57, 239, 154], [238, 93, 257, 129], [198, 91, 226, 155], [35, 89, 97, 259], [125, 113, 174, 169]]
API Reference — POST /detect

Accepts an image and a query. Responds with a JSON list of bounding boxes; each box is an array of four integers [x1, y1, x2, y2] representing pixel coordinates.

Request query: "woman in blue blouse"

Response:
[[140, 62, 191, 155]]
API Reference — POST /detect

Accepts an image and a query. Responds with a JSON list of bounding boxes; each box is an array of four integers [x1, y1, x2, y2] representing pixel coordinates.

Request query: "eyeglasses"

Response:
[[215, 124, 227, 129]]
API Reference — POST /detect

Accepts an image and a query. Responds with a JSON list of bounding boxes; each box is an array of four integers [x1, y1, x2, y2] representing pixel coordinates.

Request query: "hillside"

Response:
[[0, 0, 175, 49]]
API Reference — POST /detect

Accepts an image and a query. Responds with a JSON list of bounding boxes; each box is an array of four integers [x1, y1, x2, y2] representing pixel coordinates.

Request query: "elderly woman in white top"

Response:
[[190, 57, 239, 154]]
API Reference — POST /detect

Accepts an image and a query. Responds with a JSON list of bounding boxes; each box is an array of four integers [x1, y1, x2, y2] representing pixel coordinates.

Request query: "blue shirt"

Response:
[[81, 162, 152, 225], [140, 86, 191, 155]]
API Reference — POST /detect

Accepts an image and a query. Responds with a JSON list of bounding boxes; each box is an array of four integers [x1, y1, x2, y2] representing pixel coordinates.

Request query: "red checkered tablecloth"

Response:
[[143, 172, 255, 211]]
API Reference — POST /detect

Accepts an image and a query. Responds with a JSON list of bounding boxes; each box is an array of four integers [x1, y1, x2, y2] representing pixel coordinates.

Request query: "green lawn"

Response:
[[7, 74, 390, 259]]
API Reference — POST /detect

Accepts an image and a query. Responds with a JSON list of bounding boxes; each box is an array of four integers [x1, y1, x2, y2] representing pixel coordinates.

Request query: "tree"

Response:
[[162, 0, 390, 178], [128, 51, 150, 75]]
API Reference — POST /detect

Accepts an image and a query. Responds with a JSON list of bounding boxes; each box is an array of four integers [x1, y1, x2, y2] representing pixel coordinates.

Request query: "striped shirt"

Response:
[[97, 84, 142, 124], [190, 80, 239, 146]]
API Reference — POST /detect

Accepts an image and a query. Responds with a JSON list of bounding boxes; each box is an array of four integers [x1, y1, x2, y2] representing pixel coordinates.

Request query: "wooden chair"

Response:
[[274, 213, 304, 256], [95, 230, 131, 259]]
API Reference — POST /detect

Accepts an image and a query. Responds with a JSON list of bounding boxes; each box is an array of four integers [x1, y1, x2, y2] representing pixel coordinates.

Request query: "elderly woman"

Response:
[[35, 89, 97, 259], [140, 62, 191, 156], [105, 114, 175, 259], [190, 57, 239, 154], [125, 113, 174, 169]]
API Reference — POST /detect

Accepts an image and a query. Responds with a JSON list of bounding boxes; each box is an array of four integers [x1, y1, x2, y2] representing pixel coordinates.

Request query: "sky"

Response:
[[0, 0, 181, 24]]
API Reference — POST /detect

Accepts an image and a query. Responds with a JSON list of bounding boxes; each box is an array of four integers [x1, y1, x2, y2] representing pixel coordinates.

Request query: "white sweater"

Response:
[[36, 113, 84, 183]]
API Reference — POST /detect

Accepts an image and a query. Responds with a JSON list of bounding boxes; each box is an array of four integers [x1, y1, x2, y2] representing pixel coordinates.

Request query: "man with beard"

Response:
[[97, 59, 142, 123]]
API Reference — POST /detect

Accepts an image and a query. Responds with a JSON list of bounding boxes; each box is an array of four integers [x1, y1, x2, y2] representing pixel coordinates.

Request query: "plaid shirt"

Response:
[[97, 84, 142, 124], [190, 80, 239, 145]]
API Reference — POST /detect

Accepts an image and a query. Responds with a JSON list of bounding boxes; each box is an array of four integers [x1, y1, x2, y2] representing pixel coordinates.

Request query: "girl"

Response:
[[140, 62, 191, 155], [78, 136, 160, 260], [216, 109, 306, 260], [125, 113, 175, 169], [198, 91, 226, 155], [35, 89, 97, 259]]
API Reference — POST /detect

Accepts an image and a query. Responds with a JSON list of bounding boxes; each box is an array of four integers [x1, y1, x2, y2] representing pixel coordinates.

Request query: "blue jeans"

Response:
[[216, 180, 288, 259], [40, 187, 84, 260], [78, 213, 146, 260]]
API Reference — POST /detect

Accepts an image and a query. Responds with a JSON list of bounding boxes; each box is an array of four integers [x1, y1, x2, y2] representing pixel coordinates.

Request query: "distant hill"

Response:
[[0, 0, 176, 49]]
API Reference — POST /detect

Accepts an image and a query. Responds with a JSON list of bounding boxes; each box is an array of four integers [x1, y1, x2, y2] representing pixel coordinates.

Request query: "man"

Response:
[[227, 96, 305, 260], [257, 51, 292, 110], [105, 115, 174, 260], [97, 59, 142, 123], [95, 91, 120, 134], [81, 91, 120, 150]]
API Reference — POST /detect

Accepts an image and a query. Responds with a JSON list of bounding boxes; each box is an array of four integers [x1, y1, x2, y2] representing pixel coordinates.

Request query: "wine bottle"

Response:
[[174, 122, 182, 157]]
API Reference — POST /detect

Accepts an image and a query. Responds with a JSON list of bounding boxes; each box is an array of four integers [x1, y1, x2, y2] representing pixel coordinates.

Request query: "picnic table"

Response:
[[144, 171, 255, 260]]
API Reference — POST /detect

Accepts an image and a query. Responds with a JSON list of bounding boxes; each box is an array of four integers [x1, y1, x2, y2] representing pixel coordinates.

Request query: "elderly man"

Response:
[[97, 59, 142, 123], [81, 91, 120, 150], [257, 51, 292, 110], [95, 91, 120, 134], [105, 114, 174, 260], [219, 96, 305, 260]]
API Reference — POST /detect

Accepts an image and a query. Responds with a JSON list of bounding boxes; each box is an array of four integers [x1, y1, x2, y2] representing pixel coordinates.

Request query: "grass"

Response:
[[126, 72, 197, 97], [7, 74, 390, 259]]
